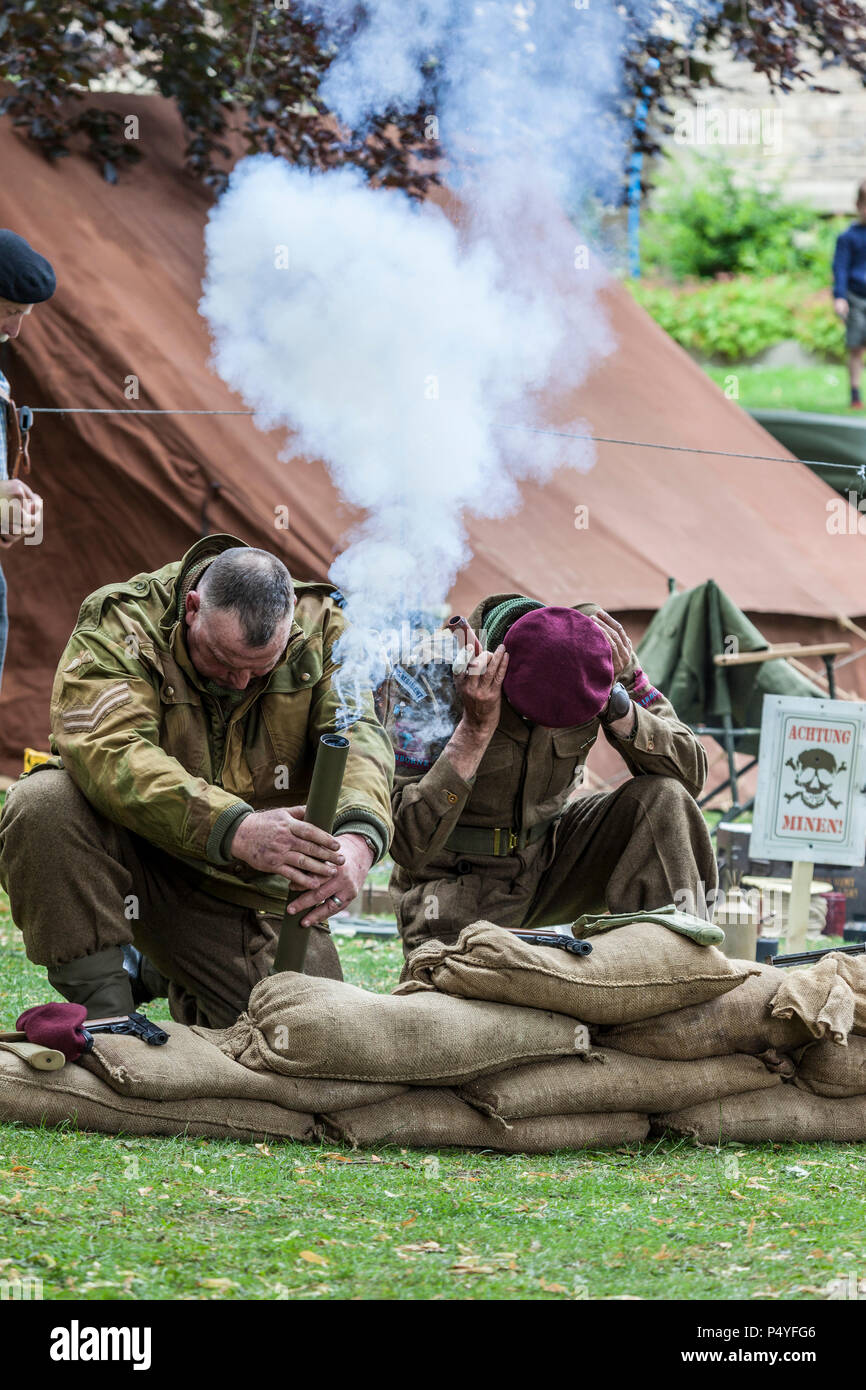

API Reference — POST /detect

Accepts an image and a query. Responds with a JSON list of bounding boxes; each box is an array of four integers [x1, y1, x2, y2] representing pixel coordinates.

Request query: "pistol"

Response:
[[82, 1012, 169, 1048], [513, 932, 593, 957]]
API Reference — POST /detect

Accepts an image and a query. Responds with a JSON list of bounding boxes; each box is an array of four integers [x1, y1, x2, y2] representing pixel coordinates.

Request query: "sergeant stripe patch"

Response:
[[61, 681, 132, 732]]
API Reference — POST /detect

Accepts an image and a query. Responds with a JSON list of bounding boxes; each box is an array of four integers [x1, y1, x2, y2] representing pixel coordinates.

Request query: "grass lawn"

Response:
[[703, 363, 861, 417], [2, 892, 865, 1301]]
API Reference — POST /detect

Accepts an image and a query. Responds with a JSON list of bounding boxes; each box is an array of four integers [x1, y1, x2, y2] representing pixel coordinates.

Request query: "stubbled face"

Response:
[[0, 299, 33, 343], [184, 591, 293, 692]]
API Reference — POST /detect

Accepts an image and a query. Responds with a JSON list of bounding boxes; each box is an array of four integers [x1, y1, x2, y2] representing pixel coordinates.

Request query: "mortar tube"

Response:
[[271, 734, 350, 975]]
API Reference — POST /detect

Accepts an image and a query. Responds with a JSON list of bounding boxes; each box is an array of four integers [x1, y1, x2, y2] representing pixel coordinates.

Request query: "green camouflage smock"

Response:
[[43, 534, 394, 911]]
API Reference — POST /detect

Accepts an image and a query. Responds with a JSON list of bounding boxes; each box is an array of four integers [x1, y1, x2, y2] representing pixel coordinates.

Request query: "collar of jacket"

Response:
[[158, 531, 310, 699]]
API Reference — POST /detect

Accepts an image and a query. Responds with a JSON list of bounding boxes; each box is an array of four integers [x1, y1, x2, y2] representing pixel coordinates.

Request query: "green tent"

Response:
[[637, 581, 826, 789], [747, 409, 866, 498]]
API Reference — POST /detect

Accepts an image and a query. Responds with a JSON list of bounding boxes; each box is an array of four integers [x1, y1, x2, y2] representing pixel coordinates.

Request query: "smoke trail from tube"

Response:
[[201, 1, 714, 727]]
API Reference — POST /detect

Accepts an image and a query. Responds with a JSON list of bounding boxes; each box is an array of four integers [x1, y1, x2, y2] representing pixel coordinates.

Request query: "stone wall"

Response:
[[663, 50, 866, 215]]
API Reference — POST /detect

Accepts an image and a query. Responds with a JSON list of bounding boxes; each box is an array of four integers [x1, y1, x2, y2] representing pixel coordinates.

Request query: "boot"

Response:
[[121, 944, 170, 1007], [47, 946, 135, 1019]]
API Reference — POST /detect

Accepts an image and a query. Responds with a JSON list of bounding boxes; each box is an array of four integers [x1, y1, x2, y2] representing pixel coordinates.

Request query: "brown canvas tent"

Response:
[[0, 92, 864, 782]]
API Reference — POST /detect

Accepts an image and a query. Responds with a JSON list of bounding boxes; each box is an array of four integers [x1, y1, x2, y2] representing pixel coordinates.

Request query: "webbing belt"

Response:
[[444, 818, 554, 858]]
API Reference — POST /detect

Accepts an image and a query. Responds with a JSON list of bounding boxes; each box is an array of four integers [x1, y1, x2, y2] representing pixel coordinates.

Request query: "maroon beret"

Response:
[[17, 1002, 89, 1062], [502, 606, 614, 728]]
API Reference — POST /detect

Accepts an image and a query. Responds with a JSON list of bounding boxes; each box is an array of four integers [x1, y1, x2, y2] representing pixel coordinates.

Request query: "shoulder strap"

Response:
[[0, 385, 30, 478]]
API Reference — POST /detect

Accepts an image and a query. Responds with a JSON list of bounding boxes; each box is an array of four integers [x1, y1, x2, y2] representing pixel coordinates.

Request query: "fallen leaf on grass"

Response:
[[254, 1143, 272, 1158], [539, 1280, 567, 1293], [298, 1251, 328, 1267], [200, 1278, 238, 1291]]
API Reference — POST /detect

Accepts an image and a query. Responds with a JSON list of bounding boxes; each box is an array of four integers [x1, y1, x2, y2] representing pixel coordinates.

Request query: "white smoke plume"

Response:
[[200, 1, 710, 722]]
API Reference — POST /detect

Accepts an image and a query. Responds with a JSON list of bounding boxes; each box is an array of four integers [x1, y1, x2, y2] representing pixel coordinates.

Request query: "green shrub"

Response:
[[641, 158, 845, 283], [629, 274, 848, 363], [794, 294, 847, 363], [630, 275, 797, 361]]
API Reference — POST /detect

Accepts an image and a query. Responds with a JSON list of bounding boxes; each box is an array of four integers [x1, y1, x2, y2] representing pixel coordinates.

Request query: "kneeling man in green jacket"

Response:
[[0, 534, 394, 1026]]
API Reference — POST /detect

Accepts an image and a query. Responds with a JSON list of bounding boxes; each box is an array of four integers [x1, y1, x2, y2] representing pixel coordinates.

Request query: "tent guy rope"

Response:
[[23, 407, 866, 475]]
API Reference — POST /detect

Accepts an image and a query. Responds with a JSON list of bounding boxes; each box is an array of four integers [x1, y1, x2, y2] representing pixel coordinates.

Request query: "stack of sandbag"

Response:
[[393, 920, 866, 1145], [388, 920, 776, 1138], [646, 951, 866, 1143], [208, 973, 646, 1152], [0, 926, 758, 1151], [315, 921, 774, 1145], [4, 918, 865, 1150], [0, 973, 614, 1151]]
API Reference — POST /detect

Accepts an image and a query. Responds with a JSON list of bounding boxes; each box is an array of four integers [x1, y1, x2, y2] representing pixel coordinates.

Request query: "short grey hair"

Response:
[[198, 548, 295, 648]]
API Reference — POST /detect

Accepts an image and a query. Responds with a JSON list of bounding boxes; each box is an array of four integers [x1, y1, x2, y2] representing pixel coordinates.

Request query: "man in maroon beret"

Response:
[[381, 593, 716, 959]]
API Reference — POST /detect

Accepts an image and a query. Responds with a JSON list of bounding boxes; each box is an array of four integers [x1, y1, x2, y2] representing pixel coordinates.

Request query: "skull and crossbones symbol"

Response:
[[784, 747, 847, 809]]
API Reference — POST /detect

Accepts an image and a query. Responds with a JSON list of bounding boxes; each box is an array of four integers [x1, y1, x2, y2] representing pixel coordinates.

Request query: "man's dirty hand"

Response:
[[287, 832, 375, 927], [229, 806, 345, 889]]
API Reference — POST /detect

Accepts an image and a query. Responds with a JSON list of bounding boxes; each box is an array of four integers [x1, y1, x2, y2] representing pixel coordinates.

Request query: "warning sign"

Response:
[[751, 696, 866, 866]]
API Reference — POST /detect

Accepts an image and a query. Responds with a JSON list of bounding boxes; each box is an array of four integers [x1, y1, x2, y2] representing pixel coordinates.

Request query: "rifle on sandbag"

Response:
[[772, 942, 866, 968], [271, 733, 350, 975]]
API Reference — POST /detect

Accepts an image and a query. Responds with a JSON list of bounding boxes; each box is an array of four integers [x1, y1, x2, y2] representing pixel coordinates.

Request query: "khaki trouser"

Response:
[[0, 769, 342, 1029], [392, 775, 718, 959]]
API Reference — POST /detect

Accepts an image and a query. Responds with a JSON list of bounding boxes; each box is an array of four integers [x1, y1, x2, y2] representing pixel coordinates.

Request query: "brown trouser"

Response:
[[0, 768, 342, 1029], [392, 775, 718, 958]]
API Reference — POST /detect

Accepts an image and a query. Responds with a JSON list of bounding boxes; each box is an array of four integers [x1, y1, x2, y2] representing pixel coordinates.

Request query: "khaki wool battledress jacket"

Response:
[[44, 534, 394, 912], [382, 593, 710, 951]]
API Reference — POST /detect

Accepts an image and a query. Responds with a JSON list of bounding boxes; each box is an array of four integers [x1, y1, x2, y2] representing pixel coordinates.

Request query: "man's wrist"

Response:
[[609, 704, 638, 740], [447, 716, 496, 783], [456, 713, 496, 747], [214, 804, 255, 864], [337, 830, 377, 868]]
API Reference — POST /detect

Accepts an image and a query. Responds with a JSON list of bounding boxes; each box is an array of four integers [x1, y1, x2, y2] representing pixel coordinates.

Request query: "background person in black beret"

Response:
[[0, 230, 55, 689]]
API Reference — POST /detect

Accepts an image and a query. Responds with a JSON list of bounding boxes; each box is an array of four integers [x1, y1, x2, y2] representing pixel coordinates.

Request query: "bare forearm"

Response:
[[443, 715, 495, 782]]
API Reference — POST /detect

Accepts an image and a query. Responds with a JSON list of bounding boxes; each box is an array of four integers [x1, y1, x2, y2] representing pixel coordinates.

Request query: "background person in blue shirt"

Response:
[[832, 180, 866, 409], [0, 230, 54, 690]]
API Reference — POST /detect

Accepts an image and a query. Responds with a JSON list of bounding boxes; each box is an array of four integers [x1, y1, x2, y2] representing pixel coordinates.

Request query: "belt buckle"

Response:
[[492, 827, 519, 855]]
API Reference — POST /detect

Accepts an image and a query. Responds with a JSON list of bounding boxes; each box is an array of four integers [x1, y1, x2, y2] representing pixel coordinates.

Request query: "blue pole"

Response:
[[627, 56, 660, 280]]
